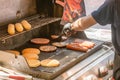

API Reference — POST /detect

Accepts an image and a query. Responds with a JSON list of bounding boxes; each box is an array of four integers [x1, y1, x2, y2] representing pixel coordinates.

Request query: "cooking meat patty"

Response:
[[51, 35, 68, 41], [31, 38, 50, 45], [51, 35, 59, 39], [52, 42, 67, 48], [39, 45, 57, 52]]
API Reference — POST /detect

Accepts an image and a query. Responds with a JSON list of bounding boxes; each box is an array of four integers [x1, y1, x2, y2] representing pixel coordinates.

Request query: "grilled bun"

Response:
[[40, 59, 60, 67], [26, 59, 41, 67], [21, 20, 31, 30], [5, 50, 20, 56], [15, 23, 24, 32], [22, 53, 39, 59], [22, 48, 40, 54], [7, 24, 15, 35]]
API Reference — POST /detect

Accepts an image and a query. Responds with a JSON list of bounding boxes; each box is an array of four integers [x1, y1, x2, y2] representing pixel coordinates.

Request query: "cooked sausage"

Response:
[[79, 41, 95, 49], [74, 39, 95, 49], [66, 43, 89, 52]]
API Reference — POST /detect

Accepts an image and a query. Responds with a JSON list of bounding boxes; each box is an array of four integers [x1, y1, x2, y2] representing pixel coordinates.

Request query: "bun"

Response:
[[15, 23, 24, 32], [7, 24, 15, 35], [22, 53, 39, 59], [26, 59, 41, 67], [22, 48, 40, 54], [5, 50, 20, 56], [40, 59, 60, 67], [21, 20, 31, 30]]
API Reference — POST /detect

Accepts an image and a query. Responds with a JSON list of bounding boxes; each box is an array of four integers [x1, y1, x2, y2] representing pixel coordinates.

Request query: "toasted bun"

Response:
[[15, 23, 24, 32], [40, 59, 60, 67], [22, 53, 39, 59], [22, 48, 40, 54], [7, 24, 15, 35], [26, 59, 41, 67], [21, 20, 31, 30], [5, 50, 20, 56]]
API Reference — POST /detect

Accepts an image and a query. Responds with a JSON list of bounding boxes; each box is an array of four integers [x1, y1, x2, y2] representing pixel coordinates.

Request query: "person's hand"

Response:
[[71, 15, 97, 31], [62, 23, 76, 36], [71, 18, 84, 31], [62, 23, 71, 36]]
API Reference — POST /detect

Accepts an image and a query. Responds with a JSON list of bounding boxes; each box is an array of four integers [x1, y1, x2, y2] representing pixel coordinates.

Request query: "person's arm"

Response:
[[55, 0, 65, 7], [70, 0, 114, 31], [71, 15, 97, 31]]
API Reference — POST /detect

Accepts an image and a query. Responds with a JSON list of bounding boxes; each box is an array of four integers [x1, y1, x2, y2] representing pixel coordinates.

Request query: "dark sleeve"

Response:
[[91, 0, 114, 25]]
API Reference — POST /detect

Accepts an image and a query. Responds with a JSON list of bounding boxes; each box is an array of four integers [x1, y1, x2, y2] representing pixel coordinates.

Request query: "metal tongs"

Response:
[[54, 23, 74, 41]]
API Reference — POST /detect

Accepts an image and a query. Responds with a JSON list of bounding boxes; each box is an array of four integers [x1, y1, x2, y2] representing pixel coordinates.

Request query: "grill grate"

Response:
[[0, 14, 61, 50]]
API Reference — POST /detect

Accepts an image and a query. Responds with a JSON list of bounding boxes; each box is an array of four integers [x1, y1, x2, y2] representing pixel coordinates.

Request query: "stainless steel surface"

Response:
[[54, 45, 114, 80], [0, 0, 36, 26], [69, 49, 114, 80], [0, 51, 30, 72]]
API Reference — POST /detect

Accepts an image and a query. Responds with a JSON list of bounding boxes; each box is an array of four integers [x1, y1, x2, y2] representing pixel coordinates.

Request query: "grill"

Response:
[[0, 0, 114, 80], [14, 37, 104, 80]]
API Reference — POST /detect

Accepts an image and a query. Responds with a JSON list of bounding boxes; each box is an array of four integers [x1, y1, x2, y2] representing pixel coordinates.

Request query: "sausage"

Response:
[[79, 41, 95, 49], [74, 39, 95, 49], [66, 43, 89, 52]]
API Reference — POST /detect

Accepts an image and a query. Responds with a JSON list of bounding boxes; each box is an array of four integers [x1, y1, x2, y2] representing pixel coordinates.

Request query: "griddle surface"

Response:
[[15, 38, 104, 80]]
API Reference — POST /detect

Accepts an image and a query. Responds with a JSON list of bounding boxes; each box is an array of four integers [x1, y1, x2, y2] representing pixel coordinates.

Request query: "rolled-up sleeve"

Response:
[[92, 0, 114, 25]]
